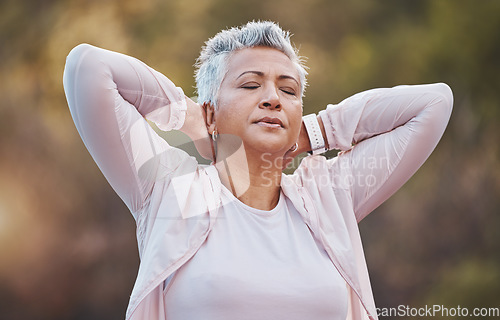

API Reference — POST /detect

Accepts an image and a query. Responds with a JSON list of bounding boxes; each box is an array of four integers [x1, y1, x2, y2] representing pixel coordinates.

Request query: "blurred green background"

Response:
[[1, 0, 499, 319]]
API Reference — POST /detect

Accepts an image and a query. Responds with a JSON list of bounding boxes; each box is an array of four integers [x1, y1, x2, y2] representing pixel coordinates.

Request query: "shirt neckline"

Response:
[[220, 183, 284, 217]]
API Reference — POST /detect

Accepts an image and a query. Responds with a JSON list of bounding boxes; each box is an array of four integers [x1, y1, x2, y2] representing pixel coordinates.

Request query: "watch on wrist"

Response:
[[302, 113, 326, 155]]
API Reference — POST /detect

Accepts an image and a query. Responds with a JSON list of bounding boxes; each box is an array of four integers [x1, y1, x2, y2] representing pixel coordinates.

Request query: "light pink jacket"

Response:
[[63, 44, 453, 320]]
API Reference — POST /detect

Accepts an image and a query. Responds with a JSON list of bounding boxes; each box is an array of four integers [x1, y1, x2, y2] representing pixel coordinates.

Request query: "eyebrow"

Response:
[[236, 70, 299, 86]]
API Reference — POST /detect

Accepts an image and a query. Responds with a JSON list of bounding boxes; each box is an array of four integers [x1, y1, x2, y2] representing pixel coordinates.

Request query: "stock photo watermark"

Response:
[[377, 305, 500, 318], [261, 152, 390, 188], [138, 126, 393, 219]]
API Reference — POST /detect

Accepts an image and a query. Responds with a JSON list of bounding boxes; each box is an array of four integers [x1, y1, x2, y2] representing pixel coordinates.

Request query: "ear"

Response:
[[203, 101, 217, 133]]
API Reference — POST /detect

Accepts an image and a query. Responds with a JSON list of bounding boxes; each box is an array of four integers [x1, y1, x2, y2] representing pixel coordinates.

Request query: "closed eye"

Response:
[[281, 88, 296, 96], [240, 82, 260, 90]]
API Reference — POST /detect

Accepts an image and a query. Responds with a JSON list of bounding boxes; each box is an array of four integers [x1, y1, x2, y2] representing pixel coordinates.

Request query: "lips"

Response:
[[254, 116, 284, 128]]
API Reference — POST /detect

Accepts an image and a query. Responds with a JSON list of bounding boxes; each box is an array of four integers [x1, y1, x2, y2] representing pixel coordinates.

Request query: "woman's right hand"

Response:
[[180, 97, 214, 161]]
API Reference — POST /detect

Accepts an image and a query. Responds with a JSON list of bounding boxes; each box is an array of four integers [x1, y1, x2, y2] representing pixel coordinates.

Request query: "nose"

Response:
[[259, 85, 281, 110]]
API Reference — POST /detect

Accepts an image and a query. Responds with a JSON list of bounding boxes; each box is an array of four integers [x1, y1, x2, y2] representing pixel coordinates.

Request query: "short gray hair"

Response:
[[195, 21, 308, 107]]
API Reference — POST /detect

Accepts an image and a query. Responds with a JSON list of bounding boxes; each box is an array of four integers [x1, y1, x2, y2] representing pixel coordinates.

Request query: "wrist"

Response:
[[297, 122, 311, 154], [317, 115, 329, 149], [180, 98, 205, 138], [302, 113, 327, 155]]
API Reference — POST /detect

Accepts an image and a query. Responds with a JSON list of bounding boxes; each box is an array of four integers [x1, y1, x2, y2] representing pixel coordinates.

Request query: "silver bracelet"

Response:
[[303, 114, 326, 155]]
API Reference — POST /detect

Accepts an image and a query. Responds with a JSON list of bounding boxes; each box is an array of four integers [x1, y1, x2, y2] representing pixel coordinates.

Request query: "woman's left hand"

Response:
[[282, 121, 311, 170]]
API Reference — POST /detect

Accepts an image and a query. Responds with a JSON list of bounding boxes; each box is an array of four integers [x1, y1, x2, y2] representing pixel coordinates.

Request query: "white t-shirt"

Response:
[[163, 185, 348, 320]]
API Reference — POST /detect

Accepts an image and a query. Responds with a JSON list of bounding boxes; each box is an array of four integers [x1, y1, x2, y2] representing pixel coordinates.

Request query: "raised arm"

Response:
[[319, 83, 453, 221], [63, 44, 199, 214]]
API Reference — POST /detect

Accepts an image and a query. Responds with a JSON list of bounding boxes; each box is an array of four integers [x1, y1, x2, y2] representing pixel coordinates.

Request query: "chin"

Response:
[[242, 129, 295, 156], [251, 139, 289, 156]]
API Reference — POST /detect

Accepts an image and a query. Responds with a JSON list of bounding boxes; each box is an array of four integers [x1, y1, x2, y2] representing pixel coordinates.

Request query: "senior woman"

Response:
[[63, 21, 453, 320]]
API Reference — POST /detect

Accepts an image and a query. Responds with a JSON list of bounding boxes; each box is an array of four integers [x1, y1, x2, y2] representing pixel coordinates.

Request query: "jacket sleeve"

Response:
[[63, 44, 188, 215], [319, 83, 453, 221]]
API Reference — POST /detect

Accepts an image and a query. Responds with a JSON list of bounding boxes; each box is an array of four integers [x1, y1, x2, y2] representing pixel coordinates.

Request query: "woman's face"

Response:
[[213, 46, 303, 157]]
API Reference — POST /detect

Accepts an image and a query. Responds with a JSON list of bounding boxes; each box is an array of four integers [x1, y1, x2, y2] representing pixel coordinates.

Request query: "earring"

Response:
[[212, 128, 218, 141], [289, 142, 298, 152]]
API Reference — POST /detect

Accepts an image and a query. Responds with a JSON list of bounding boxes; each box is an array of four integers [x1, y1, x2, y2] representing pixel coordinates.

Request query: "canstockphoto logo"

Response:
[[128, 115, 393, 219], [377, 305, 500, 318]]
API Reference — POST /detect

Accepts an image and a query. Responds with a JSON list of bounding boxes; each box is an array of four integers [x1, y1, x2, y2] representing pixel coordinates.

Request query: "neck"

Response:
[[214, 141, 283, 211]]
